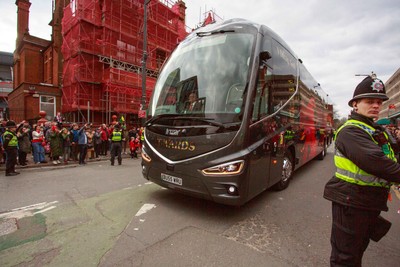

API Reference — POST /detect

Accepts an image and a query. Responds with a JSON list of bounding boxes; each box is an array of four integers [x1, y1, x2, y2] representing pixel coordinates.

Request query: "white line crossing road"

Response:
[[0, 201, 58, 220]]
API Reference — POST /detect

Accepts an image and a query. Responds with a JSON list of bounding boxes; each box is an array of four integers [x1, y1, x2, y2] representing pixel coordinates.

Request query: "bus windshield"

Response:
[[147, 32, 255, 125]]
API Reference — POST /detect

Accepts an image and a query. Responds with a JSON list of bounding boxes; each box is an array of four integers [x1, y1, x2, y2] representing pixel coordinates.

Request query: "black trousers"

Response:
[[18, 150, 27, 165], [110, 142, 122, 165], [5, 148, 18, 174], [79, 144, 88, 164], [330, 202, 381, 267]]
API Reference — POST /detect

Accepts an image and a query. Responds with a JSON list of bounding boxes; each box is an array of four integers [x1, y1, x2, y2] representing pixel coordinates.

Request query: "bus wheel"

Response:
[[317, 142, 327, 160], [273, 151, 293, 191]]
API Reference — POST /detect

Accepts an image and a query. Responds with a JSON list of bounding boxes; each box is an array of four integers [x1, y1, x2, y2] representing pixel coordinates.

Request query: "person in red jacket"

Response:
[[100, 124, 109, 156], [129, 136, 139, 158]]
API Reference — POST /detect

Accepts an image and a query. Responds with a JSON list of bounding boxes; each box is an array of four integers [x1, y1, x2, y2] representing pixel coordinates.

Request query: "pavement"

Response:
[[0, 152, 137, 172]]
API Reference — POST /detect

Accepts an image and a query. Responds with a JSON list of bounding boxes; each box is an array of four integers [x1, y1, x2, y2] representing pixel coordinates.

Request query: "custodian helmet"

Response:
[[348, 76, 388, 107], [5, 120, 17, 128]]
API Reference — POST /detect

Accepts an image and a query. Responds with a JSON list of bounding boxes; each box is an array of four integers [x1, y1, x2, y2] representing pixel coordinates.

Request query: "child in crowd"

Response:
[[129, 136, 139, 158]]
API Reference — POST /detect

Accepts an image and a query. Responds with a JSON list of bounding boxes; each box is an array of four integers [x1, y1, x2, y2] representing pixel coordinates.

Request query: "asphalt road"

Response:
[[1, 147, 399, 267]]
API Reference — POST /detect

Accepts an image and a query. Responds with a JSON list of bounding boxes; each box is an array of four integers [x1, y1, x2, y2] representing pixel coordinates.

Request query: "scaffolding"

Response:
[[61, 0, 187, 124]]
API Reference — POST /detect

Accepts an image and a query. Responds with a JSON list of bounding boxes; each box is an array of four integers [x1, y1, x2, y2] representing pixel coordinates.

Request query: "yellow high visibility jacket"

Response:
[[334, 119, 397, 188]]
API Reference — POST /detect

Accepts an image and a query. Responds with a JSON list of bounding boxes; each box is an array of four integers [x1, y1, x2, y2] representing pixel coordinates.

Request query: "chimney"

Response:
[[176, 0, 186, 23], [15, 0, 31, 46]]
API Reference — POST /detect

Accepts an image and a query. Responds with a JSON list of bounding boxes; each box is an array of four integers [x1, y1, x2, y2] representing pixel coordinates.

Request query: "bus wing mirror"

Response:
[[260, 51, 271, 66]]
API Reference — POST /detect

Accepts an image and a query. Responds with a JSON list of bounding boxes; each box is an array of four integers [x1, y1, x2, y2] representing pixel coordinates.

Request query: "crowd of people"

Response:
[[0, 118, 143, 176]]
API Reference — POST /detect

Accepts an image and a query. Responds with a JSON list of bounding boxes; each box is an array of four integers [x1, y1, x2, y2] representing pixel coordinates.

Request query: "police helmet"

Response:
[[6, 120, 17, 128], [348, 76, 388, 107]]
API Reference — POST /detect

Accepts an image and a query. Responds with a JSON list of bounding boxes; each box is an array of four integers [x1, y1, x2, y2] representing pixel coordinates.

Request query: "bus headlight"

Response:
[[202, 160, 244, 176], [141, 148, 152, 163]]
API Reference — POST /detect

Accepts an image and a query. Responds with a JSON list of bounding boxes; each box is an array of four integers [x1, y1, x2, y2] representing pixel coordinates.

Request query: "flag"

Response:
[[119, 116, 125, 122], [389, 104, 396, 110], [202, 13, 214, 26]]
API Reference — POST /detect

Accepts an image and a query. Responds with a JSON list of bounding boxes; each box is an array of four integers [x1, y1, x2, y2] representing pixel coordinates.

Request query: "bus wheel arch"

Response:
[[273, 149, 294, 191]]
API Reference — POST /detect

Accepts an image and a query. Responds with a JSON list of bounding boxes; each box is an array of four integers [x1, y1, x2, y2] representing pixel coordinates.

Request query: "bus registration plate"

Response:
[[161, 173, 182, 186]]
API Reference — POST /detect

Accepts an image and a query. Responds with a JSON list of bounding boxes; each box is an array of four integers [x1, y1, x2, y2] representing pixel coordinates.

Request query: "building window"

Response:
[[40, 95, 56, 120]]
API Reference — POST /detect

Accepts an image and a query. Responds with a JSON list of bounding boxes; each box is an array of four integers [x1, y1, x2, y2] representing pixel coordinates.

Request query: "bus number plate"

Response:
[[161, 173, 182, 186]]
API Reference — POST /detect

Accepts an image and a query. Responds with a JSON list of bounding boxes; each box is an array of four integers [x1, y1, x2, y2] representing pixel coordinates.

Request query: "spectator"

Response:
[[93, 127, 102, 159], [61, 127, 72, 164], [129, 136, 139, 159], [17, 123, 31, 166], [31, 124, 46, 164], [78, 123, 88, 165], [86, 126, 95, 160], [122, 124, 129, 154], [100, 124, 109, 156], [48, 123, 63, 165], [70, 123, 80, 162]]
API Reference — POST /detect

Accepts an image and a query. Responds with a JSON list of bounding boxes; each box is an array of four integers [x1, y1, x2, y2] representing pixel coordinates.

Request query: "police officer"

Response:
[[324, 75, 400, 266], [110, 123, 123, 166], [2, 120, 20, 176]]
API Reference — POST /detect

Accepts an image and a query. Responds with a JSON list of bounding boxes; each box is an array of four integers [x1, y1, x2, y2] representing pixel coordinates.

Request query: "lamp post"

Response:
[[141, 0, 151, 125]]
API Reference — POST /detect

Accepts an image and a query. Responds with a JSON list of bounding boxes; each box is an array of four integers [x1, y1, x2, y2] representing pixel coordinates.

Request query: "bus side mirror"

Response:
[[260, 51, 271, 66]]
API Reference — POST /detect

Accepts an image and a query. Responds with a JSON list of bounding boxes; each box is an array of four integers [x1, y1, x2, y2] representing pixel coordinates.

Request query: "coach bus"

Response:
[[141, 19, 333, 205]]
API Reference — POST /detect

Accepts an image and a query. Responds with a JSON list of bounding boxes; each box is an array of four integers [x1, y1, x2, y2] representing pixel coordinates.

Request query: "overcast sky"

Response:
[[1, 0, 399, 118]]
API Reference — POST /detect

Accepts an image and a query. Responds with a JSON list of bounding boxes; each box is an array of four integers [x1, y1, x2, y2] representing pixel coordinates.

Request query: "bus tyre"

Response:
[[273, 151, 293, 191], [317, 142, 327, 160]]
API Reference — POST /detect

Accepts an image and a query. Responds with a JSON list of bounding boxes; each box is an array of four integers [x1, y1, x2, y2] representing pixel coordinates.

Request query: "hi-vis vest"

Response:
[[3, 130, 18, 147], [334, 119, 397, 188], [111, 130, 122, 142]]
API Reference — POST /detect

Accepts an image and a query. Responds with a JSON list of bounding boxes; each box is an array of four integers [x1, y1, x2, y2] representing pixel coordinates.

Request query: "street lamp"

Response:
[[141, 0, 151, 124]]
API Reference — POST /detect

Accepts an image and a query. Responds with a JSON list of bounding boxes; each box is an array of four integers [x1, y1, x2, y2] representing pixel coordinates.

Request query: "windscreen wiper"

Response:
[[177, 117, 225, 128], [144, 114, 180, 127], [196, 30, 235, 37]]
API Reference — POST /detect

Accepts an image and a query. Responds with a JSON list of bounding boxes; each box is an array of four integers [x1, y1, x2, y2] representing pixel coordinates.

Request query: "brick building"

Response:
[[9, 0, 189, 125], [9, 0, 67, 123]]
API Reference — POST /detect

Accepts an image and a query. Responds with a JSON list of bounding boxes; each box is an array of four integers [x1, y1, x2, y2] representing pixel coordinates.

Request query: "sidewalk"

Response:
[[0, 152, 136, 172]]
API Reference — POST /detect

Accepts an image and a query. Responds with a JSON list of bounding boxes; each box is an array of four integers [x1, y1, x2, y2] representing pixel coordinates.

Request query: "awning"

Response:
[[376, 118, 391, 125]]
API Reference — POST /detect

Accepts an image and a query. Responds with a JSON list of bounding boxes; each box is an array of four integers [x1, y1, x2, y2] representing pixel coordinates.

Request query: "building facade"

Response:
[[9, 0, 189, 125], [379, 68, 400, 126], [9, 0, 67, 124], [0, 52, 13, 120]]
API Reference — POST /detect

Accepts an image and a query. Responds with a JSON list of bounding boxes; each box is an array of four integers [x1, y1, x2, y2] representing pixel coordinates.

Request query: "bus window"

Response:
[[252, 66, 272, 122], [271, 40, 298, 121]]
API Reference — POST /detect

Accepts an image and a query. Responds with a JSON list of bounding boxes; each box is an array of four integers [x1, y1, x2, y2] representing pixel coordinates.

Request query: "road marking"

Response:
[[0, 201, 58, 219], [33, 206, 57, 214], [135, 203, 156, 217]]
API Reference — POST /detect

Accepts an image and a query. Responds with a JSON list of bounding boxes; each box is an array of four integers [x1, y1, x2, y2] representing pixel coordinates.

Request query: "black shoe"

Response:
[[111, 163, 114, 166], [6, 172, 19, 176]]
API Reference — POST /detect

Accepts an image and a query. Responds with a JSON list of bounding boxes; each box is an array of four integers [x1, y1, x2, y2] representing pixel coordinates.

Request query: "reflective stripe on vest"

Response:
[[3, 130, 18, 147], [111, 131, 122, 141], [334, 119, 396, 188]]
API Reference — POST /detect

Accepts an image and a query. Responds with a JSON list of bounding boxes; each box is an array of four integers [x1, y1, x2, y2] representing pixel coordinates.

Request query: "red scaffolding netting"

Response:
[[61, 0, 187, 123]]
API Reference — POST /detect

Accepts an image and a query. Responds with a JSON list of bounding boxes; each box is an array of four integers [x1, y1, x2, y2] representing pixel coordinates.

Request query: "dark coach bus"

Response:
[[141, 19, 333, 205]]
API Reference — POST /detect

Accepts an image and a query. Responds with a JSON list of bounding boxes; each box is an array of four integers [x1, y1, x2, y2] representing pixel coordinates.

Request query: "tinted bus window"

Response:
[[271, 40, 298, 121]]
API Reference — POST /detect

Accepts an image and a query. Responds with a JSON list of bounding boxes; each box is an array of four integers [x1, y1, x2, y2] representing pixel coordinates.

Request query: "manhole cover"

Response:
[[0, 218, 18, 236]]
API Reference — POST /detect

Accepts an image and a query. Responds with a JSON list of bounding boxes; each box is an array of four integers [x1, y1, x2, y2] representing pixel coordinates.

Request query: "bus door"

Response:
[[246, 64, 278, 198]]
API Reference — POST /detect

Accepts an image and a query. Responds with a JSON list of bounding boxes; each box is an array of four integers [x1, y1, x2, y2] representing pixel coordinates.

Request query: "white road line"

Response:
[[135, 203, 156, 217], [0, 201, 58, 219], [33, 206, 57, 214]]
